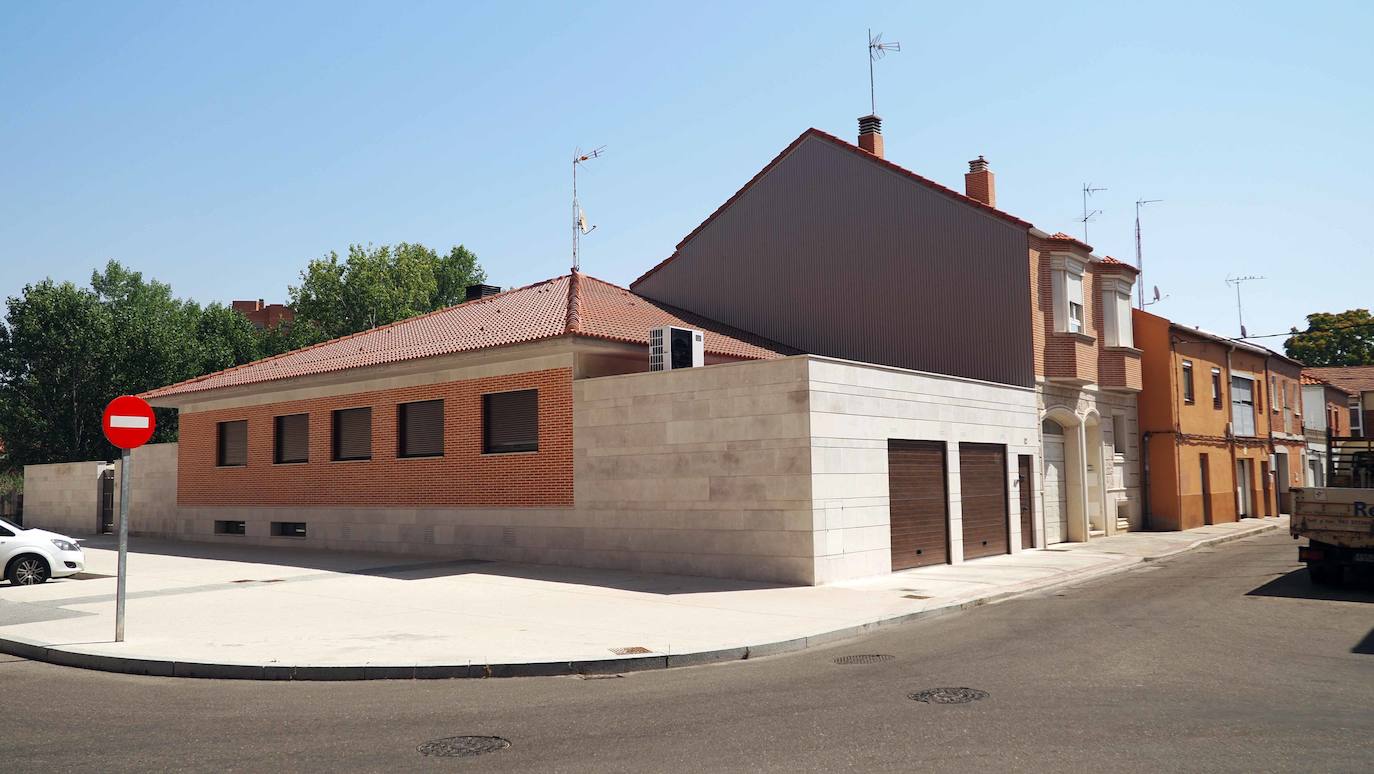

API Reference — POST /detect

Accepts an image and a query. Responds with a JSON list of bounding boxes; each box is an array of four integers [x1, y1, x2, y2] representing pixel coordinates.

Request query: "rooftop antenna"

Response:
[[1081, 183, 1107, 242], [1134, 198, 1163, 308], [867, 28, 901, 115], [572, 145, 605, 272], [1226, 274, 1265, 337]]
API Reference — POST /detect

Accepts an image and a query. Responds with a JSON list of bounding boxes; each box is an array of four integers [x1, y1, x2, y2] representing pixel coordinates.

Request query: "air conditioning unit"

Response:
[[649, 326, 704, 371]]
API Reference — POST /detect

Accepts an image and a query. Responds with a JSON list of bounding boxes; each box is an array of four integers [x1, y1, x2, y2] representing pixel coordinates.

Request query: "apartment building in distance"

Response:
[[1300, 372, 1353, 486], [232, 299, 294, 330], [1135, 310, 1306, 529], [1304, 366, 1374, 439]]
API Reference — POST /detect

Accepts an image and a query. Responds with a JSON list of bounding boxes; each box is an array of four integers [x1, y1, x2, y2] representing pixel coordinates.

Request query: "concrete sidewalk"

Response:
[[0, 517, 1285, 679]]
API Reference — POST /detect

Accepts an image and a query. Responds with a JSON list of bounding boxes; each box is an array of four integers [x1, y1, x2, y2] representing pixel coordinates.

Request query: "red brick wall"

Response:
[[177, 368, 574, 508]]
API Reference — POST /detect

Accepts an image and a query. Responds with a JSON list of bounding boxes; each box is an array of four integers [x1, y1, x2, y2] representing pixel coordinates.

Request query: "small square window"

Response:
[[217, 420, 247, 467], [398, 400, 444, 458], [332, 407, 372, 461], [215, 520, 246, 535], [274, 413, 309, 464], [483, 389, 539, 454]]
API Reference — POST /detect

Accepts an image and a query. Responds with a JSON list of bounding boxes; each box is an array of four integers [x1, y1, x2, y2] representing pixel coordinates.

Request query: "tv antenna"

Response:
[[1226, 274, 1265, 337], [1134, 198, 1162, 308], [572, 145, 605, 272], [1081, 183, 1107, 242], [867, 29, 901, 115]]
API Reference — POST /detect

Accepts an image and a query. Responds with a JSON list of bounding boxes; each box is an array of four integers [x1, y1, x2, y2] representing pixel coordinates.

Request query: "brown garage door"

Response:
[[887, 440, 949, 570], [960, 443, 1009, 560]]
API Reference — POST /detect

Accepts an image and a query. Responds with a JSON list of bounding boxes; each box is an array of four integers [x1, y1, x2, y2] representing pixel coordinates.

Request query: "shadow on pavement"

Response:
[[1247, 568, 1374, 603], [71, 534, 790, 595], [1353, 628, 1374, 655]]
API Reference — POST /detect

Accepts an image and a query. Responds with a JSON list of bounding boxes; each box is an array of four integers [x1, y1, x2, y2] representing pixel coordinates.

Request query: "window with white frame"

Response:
[[1050, 254, 1088, 335], [1099, 277, 1134, 347], [1231, 375, 1257, 436], [1352, 397, 1365, 438]]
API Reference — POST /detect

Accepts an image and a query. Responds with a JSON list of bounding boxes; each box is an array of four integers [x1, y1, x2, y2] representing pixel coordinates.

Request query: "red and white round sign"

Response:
[[103, 395, 156, 450]]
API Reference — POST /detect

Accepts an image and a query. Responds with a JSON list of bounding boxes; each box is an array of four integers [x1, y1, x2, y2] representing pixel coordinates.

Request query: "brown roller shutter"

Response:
[[332, 407, 372, 461], [484, 389, 539, 453], [399, 400, 444, 458], [217, 420, 247, 467], [887, 440, 949, 569], [274, 413, 309, 464], [960, 443, 1009, 560]]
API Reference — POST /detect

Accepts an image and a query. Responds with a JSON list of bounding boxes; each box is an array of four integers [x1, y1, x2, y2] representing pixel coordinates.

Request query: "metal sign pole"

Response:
[[115, 447, 130, 642]]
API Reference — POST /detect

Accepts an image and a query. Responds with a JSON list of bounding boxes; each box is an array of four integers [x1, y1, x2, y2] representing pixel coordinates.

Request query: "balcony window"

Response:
[[1100, 278, 1134, 347], [1050, 254, 1088, 335]]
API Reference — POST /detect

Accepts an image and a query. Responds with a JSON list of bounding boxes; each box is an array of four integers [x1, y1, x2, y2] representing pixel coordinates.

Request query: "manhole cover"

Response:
[[417, 736, 511, 758], [908, 687, 989, 704], [833, 654, 895, 665]]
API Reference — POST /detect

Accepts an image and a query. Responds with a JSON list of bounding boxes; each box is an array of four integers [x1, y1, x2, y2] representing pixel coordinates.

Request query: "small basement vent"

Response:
[[649, 325, 704, 372]]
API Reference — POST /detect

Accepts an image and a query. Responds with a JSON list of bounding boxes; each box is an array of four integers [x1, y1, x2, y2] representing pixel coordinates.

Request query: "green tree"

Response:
[[1284, 309, 1374, 367], [290, 242, 485, 339], [0, 280, 115, 469]]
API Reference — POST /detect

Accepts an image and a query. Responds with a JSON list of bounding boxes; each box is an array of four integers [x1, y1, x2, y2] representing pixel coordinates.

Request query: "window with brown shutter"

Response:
[[332, 407, 372, 461], [217, 420, 247, 467], [398, 399, 444, 458], [274, 413, 309, 464], [483, 389, 538, 453]]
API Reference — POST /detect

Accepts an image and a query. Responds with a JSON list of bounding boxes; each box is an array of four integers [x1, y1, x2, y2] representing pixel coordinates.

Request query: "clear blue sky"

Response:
[[2, 0, 1370, 344]]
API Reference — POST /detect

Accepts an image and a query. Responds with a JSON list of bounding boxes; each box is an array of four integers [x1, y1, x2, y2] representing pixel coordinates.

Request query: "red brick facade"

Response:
[[177, 368, 574, 509]]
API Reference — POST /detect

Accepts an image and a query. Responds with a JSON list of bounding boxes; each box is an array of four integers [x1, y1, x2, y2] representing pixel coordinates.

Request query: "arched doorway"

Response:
[[1041, 408, 1089, 544], [1041, 416, 1072, 544]]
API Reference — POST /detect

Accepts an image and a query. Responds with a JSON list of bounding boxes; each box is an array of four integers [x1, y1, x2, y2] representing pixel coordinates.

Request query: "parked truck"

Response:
[[1291, 436, 1374, 585]]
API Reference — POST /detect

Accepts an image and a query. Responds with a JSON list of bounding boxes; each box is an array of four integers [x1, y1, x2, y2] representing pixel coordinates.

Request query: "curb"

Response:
[[0, 521, 1280, 681]]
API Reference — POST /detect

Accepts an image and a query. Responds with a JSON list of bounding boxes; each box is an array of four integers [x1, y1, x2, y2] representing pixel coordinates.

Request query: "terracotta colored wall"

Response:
[[1134, 310, 1175, 433], [177, 368, 573, 508], [1174, 444, 1237, 530]]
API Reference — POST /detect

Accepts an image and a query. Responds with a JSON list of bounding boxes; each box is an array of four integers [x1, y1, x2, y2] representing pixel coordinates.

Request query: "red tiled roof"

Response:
[[1093, 255, 1140, 274], [633, 127, 1034, 289], [1043, 232, 1095, 253], [143, 273, 794, 400], [1305, 365, 1374, 394]]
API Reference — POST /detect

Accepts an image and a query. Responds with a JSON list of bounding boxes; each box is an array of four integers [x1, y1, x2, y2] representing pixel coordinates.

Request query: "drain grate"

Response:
[[833, 654, 895, 665], [609, 646, 653, 655], [908, 687, 989, 704], [417, 736, 511, 758]]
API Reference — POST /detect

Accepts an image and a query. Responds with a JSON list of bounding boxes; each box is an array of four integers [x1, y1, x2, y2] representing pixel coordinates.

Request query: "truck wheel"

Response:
[[1308, 564, 1340, 586]]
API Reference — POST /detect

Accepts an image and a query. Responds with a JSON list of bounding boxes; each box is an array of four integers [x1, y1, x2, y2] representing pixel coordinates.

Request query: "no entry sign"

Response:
[[103, 395, 156, 450]]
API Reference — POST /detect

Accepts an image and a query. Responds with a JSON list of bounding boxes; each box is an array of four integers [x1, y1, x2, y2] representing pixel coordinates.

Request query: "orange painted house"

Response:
[[1135, 310, 1306, 530]]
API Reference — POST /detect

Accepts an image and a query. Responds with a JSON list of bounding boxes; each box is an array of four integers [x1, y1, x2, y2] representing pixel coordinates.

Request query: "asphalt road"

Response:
[[2, 529, 1371, 773]]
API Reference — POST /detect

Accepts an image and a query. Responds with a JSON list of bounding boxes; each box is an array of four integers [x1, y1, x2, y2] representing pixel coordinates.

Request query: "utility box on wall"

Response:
[[649, 326, 704, 371]]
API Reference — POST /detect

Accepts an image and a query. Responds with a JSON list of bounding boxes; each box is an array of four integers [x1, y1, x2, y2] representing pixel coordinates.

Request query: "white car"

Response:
[[0, 518, 85, 586]]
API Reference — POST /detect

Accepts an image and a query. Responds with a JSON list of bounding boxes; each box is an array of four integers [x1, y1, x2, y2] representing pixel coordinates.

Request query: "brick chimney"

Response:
[[964, 155, 995, 207], [858, 115, 883, 158]]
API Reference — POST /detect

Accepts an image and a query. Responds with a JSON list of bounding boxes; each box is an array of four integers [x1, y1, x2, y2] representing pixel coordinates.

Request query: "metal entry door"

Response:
[[100, 469, 115, 534], [960, 443, 1010, 560], [887, 440, 949, 570], [1017, 455, 1035, 549]]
